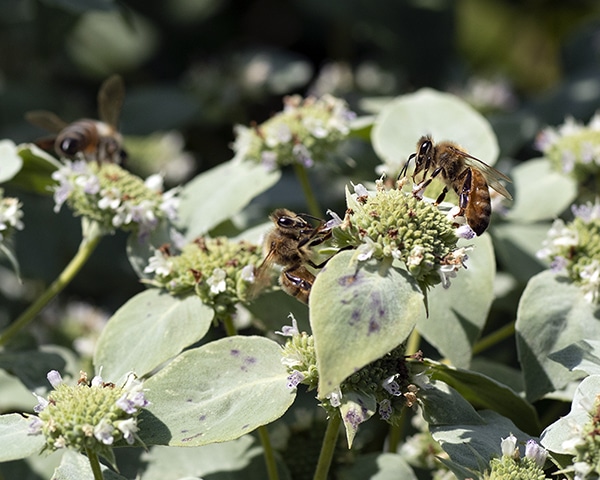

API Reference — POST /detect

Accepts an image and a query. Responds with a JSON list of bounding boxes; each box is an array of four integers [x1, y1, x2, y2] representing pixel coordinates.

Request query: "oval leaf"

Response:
[[506, 158, 577, 222], [541, 375, 600, 454], [372, 89, 499, 174], [425, 360, 539, 435], [0, 140, 23, 183], [177, 158, 281, 240], [431, 410, 535, 473], [94, 289, 214, 381], [139, 336, 295, 446], [0, 414, 46, 462], [310, 251, 426, 397], [11, 143, 61, 194], [418, 234, 496, 367], [516, 270, 600, 401]]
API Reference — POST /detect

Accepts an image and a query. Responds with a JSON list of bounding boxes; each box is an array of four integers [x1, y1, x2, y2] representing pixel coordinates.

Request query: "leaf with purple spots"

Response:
[[310, 250, 426, 397]]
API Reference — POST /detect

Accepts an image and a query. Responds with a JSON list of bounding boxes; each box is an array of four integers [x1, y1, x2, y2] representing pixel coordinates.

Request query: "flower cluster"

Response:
[[144, 236, 262, 317], [232, 94, 355, 170], [28, 370, 148, 460], [537, 200, 600, 303], [277, 316, 419, 422], [559, 393, 600, 479], [0, 189, 24, 242], [332, 180, 468, 292], [536, 112, 600, 183], [485, 434, 548, 480], [52, 160, 179, 238]]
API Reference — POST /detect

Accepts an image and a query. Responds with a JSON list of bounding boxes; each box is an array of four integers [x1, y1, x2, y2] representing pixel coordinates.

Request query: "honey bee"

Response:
[[401, 135, 512, 235], [26, 75, 126, 163], [252, 209, 332, 304]]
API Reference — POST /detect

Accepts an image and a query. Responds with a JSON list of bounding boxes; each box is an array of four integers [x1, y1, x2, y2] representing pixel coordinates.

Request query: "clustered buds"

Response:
[[560, 393, 600, 479], [536, 112, 600, 183], [537, 200, 600, 303], [0, 189, 24, 241], [232, 94, 355, 169], [28, 370, 147, 460], [486, 434, 548, 479], [52, 160, 179, 238], [333, 180, 468, 292], [144, 236, 262, 317], [277, 316, 418, 422]]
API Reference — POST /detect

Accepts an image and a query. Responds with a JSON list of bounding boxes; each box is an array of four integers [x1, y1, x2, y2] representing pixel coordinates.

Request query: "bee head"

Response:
[[413, 136, 434, 176]]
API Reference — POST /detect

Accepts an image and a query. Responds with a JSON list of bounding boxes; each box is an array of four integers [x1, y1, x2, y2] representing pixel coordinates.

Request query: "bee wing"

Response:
[[448, 145, 513, 200], [97, 75, 125, 128], [25, 110, 69, 133], [248, 247, 278, 300]]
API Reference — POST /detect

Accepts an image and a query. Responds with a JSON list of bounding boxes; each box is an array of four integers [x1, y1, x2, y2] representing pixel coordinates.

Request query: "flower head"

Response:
[[486, 436, 548, 479], [51, 161, 179, 239], [232, 94, 355, 170], [332, 179, 464, 293], [27, 370, 147, 458], [536, 112, 600, 183], [0, 190, 24, 242], [538, 200, 600, 303], [144, 236, 263, 317]]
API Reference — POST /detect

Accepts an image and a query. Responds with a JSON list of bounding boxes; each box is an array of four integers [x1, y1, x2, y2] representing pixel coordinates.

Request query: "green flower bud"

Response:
[[144, 236, 263, 317], [232, 94, 355, 169]]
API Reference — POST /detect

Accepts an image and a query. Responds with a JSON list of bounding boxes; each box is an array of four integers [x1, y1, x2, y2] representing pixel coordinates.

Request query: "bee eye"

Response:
[[278, 217, 296, 227], [60, 137, 82, 156]]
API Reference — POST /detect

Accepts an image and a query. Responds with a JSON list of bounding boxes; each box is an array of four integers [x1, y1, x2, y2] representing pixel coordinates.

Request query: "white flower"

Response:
[[240, 264, 256, 283], [27, 416, 43, 435], [94, 418, 114, 445], [407, 245, 425, 267], [326, 388, 342, 408], [439, 264, 458, 289], [32, 392, 48, 413], [46, 370, 63, 388], [98, 187, 122, 210], [159, 188, 180, 221], [292, 143, 314, 168], [260, 151, 278, 170], [352, 182, 369, 198], [500, 434, 517, 457], [144, 249, 173, 277], [286, 370, 305, 389], [524, 439, 548, 467], [116, 418, 138, 445], [74, 174, 100, 195], [275, 314, 299, 337], [357, 238, 375, 261], [144, 173, 164, 192], [207, 268, 227, 295], [382, 375, 402, 396]]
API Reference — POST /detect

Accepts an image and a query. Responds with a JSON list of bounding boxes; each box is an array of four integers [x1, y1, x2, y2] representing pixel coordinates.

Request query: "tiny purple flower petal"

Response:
[[275, 314, 299, 337], [378, 399, 393, 421], [525, 439, 548, 467], [47, 370, 63, 388], [382, 375, 402, 396], [27, 416, 43, 435], [286, 370, 305, 389], [32, 393, 48, 413], [456, 224, 476, 239]]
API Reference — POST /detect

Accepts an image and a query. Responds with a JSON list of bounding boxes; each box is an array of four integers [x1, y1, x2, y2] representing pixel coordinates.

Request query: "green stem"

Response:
[[0, 228, 102, 347], [313, 412, 341, 480], [293, 163, 323, 218], [471, 321, 516, 356], [406, 328, 421, 356], [85, 447, 104, 480], [387, 422, 402, 453], [258, 423, 279, 480], [221, 313, 279, 480]]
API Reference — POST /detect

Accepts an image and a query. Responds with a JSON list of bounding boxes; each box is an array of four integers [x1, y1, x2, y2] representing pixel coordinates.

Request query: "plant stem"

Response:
[[258, 423, 279, 480], [293, 163, 323, 218], [313, 412, 341, 480], [0, 228, 102, 347], [471, 321, 516, 356], [221, 313, 279, 480], [85, 447, 104, 480], [406, 328, 421, 356]]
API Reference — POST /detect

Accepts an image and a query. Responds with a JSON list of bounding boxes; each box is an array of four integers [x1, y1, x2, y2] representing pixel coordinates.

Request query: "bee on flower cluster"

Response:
[[252, 209, 333, 304], [26, 75, 127, 164], [401, 135, 512, 235]]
